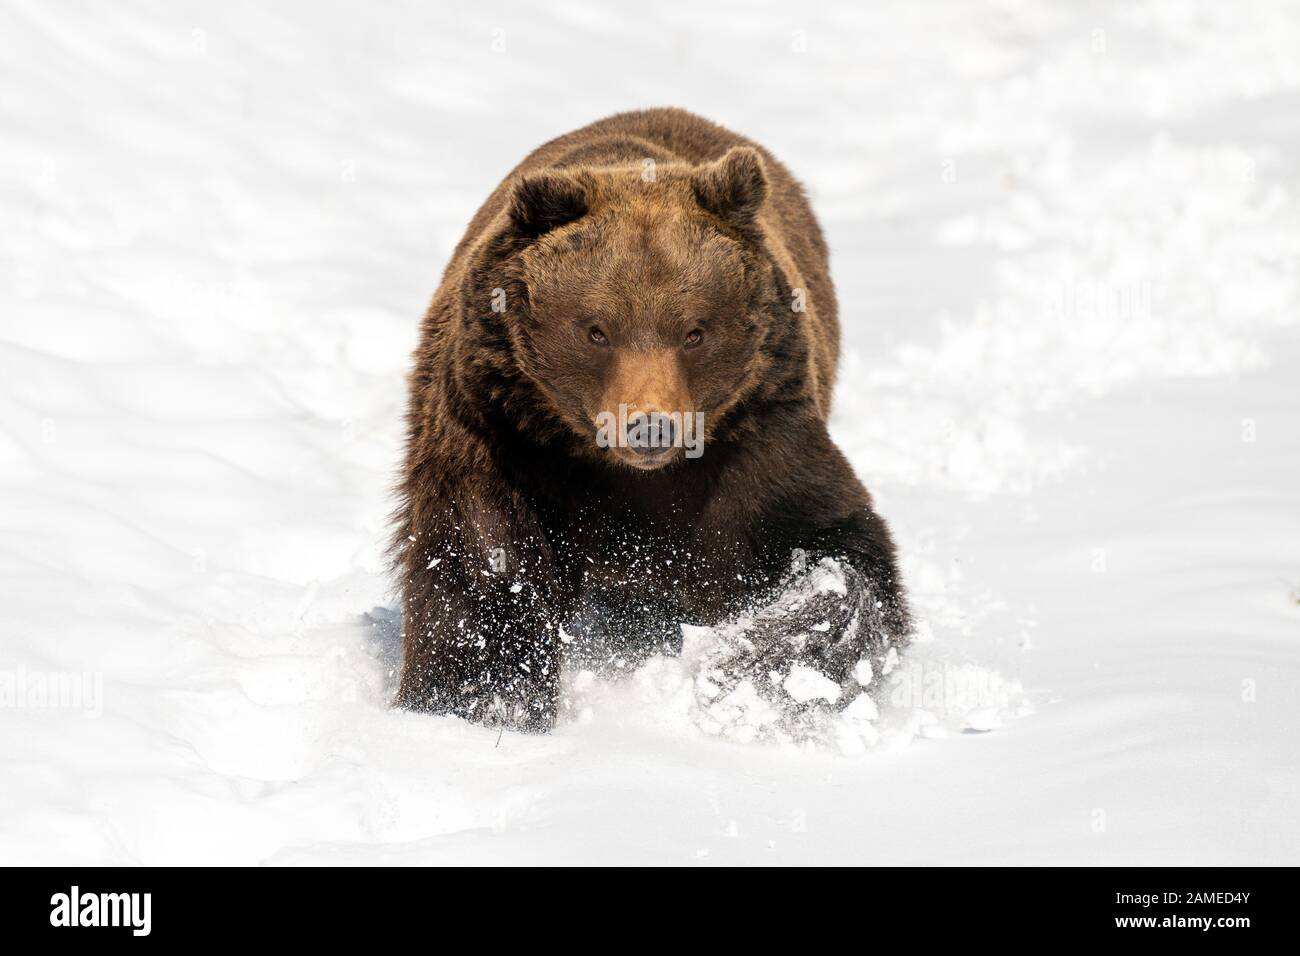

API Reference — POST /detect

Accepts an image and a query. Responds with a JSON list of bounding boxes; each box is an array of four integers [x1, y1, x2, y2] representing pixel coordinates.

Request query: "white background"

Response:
[[2, 0, 1297, 864]]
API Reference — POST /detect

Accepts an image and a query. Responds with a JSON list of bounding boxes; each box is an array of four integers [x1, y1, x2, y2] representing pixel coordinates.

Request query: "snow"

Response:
[[782, 666, 841, 705], [2, 0, 1299, 864]]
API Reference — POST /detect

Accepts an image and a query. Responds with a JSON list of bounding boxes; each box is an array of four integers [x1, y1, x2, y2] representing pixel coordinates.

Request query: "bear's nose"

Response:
[[626, 412, 677, 454]]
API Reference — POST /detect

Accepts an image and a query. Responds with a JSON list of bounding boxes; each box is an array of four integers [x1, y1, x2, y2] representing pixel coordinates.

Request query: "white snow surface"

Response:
[[2, 0, 1298, 864]]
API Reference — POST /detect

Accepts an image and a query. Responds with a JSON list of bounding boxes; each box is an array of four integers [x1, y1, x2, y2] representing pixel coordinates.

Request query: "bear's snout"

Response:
[[625, 412, 677, 454], [595, 348, 694, 469]]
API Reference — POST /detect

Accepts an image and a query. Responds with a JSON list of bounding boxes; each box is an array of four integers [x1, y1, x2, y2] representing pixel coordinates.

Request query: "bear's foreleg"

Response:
[[395, 503, 568, 732]]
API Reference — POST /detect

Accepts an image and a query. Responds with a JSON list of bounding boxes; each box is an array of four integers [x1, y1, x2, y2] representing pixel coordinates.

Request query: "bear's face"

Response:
[[500, 148, 777, 471]]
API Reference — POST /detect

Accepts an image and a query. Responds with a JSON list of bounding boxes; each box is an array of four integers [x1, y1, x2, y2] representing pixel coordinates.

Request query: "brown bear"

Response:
[[392, 107, 909, 731]]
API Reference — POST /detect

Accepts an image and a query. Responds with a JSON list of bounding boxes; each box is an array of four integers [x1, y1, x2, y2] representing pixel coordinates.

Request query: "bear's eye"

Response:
[[683, 329, 704, 349], [588, 327, 609, 346]]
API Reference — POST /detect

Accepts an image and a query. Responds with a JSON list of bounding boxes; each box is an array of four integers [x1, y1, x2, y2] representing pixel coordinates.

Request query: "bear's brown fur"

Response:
[[393, 108, 908, 730]]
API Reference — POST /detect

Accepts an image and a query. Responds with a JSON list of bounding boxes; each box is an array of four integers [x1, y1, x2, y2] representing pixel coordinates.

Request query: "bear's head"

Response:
[[468, 147, 791, 471]]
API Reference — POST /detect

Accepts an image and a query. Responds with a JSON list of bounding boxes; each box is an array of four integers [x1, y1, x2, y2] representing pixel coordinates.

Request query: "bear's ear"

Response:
[[692, 146, 768, 229], [508, 169, 589, 239]]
